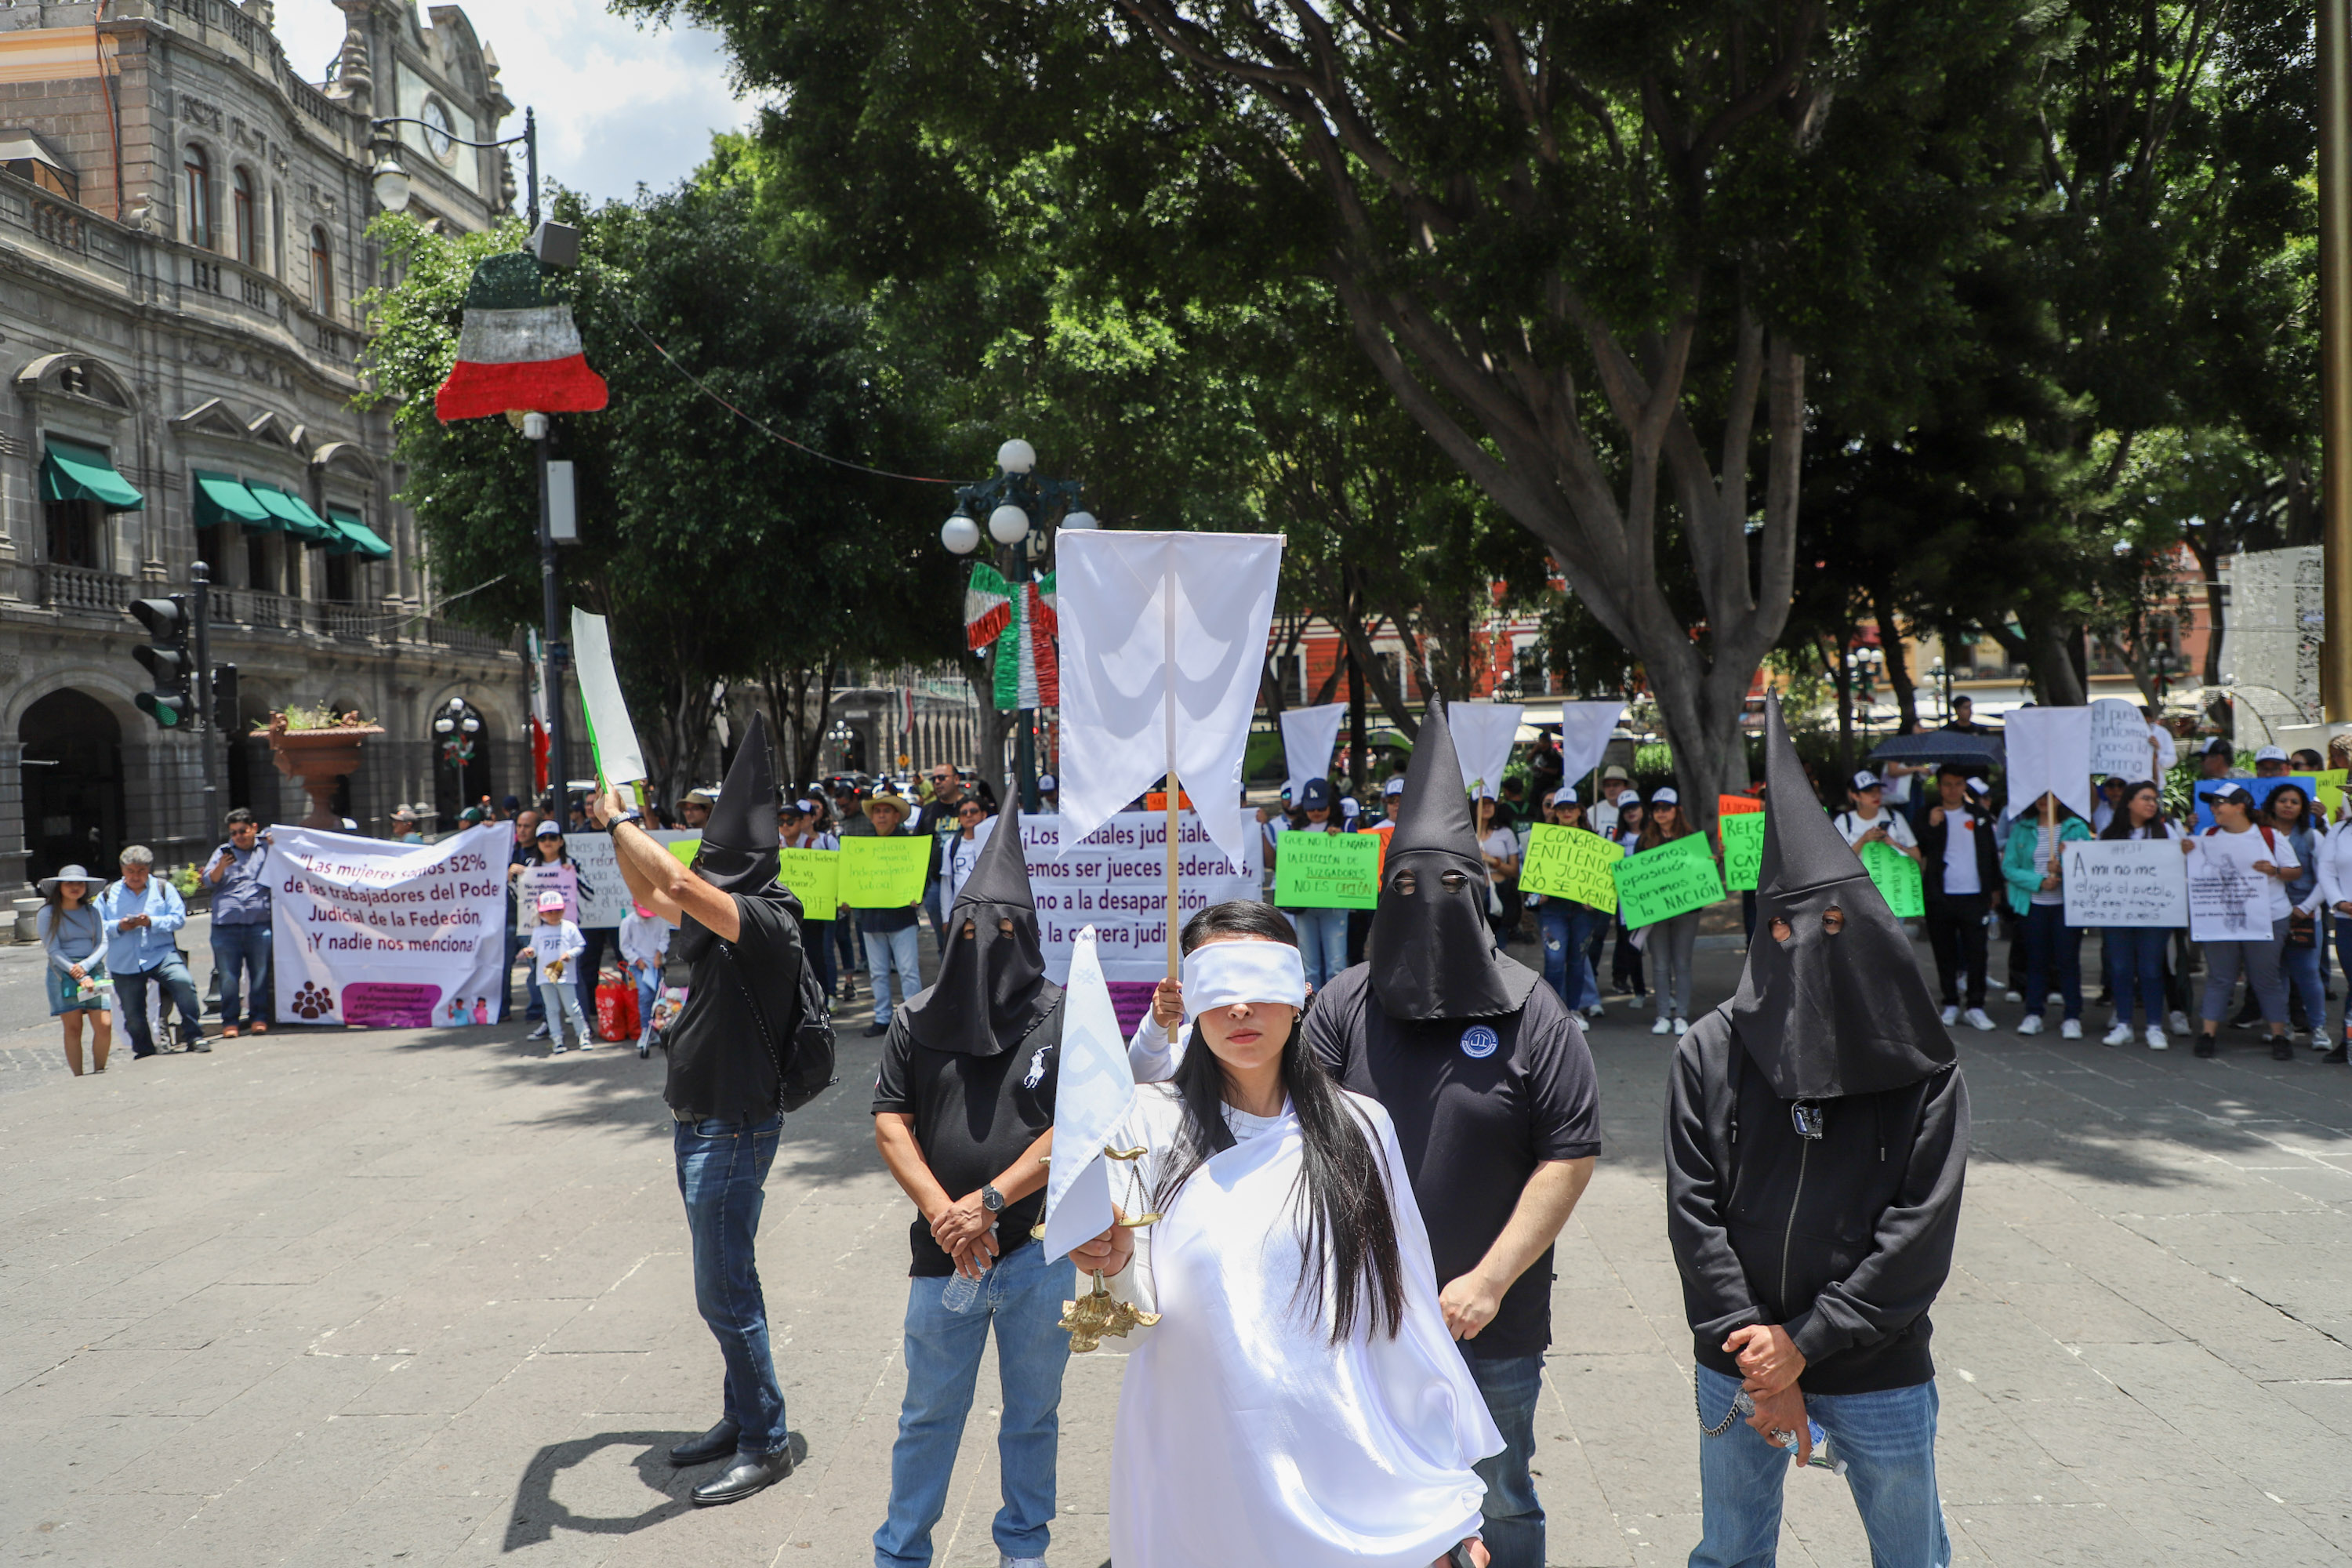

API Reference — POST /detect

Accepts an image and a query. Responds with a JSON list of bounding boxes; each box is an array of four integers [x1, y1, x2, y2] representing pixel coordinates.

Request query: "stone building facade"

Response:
[[1, 0, 530, 891]]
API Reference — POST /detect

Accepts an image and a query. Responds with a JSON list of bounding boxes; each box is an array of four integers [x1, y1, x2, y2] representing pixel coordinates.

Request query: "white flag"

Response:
[[1554, 701, 1626, 790], [1446, 701, 1525, 796], [1040, 928, 1138, 1263], [1054, 531, 1284, 867], [1279, 702, 1348, 803], [2002, 706, 2094, 821], [570, 608, 647, 789]]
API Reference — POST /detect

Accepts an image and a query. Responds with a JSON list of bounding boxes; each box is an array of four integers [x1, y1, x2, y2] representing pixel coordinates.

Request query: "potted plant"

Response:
[[263, 706, 384, 829]]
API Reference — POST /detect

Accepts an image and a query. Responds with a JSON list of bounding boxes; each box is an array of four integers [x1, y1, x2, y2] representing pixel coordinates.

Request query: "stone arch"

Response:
[[14, 350, 140, 414]]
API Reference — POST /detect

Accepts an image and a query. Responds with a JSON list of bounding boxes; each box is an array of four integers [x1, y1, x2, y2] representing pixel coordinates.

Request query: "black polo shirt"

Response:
[[663, 891, 804, 1121], [872, 988, 1062, 1276], [1307, 964, 1602, 1359]]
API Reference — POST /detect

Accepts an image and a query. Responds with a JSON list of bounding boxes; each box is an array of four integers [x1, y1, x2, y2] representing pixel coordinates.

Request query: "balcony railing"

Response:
[[205, 592, 511, 657], [38, 564, 134, 613]]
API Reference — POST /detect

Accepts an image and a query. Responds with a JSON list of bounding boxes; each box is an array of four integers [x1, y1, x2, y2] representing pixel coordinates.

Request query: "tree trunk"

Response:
[[1829, 636, 1856, 785], [1873, 593, 1920, 734], [2184, 532, 2226, 688]]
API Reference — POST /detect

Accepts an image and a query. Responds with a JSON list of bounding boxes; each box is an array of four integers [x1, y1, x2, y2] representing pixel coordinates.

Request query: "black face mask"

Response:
[[902, 811, 1053, 1054], [1365, 702, 1539, 1021], [1730, 698, 1955, 1099]]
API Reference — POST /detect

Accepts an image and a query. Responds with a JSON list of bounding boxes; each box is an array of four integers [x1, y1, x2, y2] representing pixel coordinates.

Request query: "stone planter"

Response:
[[267, 716, 384, 830]]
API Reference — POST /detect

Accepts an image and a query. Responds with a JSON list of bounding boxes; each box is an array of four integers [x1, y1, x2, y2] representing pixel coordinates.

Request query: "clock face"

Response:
[[422, 98, 456, 162]]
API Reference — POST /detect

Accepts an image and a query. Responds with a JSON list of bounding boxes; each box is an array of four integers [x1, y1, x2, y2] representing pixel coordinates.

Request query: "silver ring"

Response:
[[1769, 1428, 1798, 1448]]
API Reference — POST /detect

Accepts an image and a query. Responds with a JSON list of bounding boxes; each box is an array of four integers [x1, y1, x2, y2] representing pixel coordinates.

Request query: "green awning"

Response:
[[192, 469, 271, 530], [42, 438, 145, 511], [325, 506, 393, 560], [249, 483, 337, 544]]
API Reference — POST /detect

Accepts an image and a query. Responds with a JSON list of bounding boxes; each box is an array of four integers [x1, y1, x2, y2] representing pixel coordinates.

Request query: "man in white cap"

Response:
[[1033, 772, 1059, 815], [1833, 771, 1921, 866], [2255, 744, 2292, 779]]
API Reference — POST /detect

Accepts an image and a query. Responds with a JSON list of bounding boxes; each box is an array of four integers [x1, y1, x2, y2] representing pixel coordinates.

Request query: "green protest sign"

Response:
[[1275, 829, 1382, 909], [1611, 832, 1723, 928], [1720, 814, 1766, 892], [1860, 841, 1925, 919], [779, 847, 839, 920], [839, 835, 931, 908], [1518, 824, 1622, 913]]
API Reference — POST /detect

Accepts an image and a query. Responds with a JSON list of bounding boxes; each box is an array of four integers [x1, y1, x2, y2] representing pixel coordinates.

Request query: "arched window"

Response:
[[183, 146, 212, 249], [232, 169, 256, 263], [310, 226, 333, 314]]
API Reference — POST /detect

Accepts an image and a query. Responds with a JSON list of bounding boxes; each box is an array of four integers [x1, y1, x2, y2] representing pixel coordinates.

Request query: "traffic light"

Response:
[[211, 662, 239, 732], [129, 596, 194, 728]]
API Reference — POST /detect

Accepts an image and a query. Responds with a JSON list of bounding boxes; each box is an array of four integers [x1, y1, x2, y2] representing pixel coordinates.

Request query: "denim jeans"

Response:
[[864, 924, 924, 1029], [209, 921, 272, 1028], [2019, 902, 2082, 1020], [574, 927, 610, 1022], [675, 1112, 789, 1456], [2103, 925, 2169, 1029], [630, 961, 661, 1043], [1535, 902, 1600, 1012], [1461, 1348, 1544, 1568], [2281, 923, 2325, 1033], [538, 980, 592, 1047], [1693, 1365, 1951, 1568], [874, 1239, 1070, 1568], [1289, 906, 1351, 990], [2202, 922, 2288, 1025], [804, 919, 837, 996], [113, 959, 201, 1056]]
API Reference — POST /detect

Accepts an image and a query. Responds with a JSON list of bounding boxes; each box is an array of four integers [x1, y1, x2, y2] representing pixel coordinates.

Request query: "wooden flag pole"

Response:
[[1165, 768, 1182, 981], [1163, 559, 1182, 982]]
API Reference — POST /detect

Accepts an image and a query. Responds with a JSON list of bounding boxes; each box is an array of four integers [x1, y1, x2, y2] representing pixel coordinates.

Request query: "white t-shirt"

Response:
[[2205, 824, 2300, 923], [1938, 810, 1983, 896], [1478, 827, 1519, 869], [1834, 808, 1917, 851], [1589, 797, 1624, 838], [529, 918, 586, 975]]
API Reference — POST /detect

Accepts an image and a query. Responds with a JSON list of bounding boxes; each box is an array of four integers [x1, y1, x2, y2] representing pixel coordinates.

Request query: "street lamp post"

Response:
[[939, 439, 1091, 813], [369, 104, 540, 230], [432, 697, 481, 818]]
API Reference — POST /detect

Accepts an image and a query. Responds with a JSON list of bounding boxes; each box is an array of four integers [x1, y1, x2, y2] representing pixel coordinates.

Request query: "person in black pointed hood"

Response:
[[587, 710, 811, 1507], [1666, 695, 1969, 1567], [1305, 699, 1603, 1568], [869, 805, 1070, 1568]]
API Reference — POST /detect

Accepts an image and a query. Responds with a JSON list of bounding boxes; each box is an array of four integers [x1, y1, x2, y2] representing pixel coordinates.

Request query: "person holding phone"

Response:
[[205, 808, 274, 1038]]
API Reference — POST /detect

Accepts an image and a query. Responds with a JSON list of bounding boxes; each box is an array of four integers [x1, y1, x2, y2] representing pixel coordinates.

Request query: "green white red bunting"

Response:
[[964, 562, 1058, 710]]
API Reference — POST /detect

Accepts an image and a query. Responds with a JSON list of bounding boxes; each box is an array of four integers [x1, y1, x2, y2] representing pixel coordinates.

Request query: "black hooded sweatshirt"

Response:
[[1664, 697, 1969, 1396]]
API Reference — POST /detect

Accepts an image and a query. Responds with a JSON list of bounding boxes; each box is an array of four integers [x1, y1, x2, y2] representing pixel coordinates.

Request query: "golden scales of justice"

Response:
[[1033, 1145, 1163, 1353]]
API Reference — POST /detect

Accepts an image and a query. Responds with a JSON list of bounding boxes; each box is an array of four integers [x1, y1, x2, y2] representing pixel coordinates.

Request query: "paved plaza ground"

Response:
[[5, 927, 2351, 1566]]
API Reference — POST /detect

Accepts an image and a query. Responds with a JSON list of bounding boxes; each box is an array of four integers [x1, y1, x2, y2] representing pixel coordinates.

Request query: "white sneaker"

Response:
[[1586, 1004, 1606, 1019], [2018, 1014, 2045, 1036], [2060, 1018, 2083, 1040], [2103, 1023, 2134, 1047], [1674, 1018, 1690, 1037], [1652, 1016, 1674, 1036], [527, 1023, 550, 1040], [1940, 1005, 1960, 1026], [2146, 1027, 2169, 1051], [2169, 1010, 2192, 1036], [2004, 989, 2022, 1003], [1965, 1007, 1996, 1032]]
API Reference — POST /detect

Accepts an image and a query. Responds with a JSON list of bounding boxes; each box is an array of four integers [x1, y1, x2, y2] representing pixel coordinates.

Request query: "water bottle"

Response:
[[1803, 1420, 1848, 1475], [942, 1225, 995, 1312]]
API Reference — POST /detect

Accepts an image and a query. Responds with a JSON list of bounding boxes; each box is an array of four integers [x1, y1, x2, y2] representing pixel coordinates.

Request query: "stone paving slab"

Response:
[[5, 939, 2351, 1565]]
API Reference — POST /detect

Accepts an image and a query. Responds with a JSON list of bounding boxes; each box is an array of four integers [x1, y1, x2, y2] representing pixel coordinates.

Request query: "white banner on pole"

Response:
[[2002, 707, 2095, 822], [2063, 839, 2188, 928], [1054, 531, 1284, 869], [1040, 928, 1137, 1264], [571, 607, 647, 789], [2089, 698, 2154, 780], [1555, 701, 1626, 792], [2186, 832, 2272, 942], [1279, 702, 1347, 803], [1021, 811, 1261, 982], [1446, 701, 1525, 795], [271, 823, 511, 1027]]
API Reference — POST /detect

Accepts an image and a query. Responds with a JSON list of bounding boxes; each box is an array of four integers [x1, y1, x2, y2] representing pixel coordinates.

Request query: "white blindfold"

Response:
[[1181, 939, 1308, 1014]]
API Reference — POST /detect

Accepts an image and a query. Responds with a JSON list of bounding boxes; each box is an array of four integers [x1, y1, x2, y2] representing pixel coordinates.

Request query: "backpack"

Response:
[[723, 936, 839, 1114]]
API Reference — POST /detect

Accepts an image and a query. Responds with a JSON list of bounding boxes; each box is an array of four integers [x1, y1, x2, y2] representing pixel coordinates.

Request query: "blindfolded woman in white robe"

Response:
[[1084, 902, 1502, 1568]]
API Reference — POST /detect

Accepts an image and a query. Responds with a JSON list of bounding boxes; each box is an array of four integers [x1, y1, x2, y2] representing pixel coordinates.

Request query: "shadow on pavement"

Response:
[[500, 1430, 699, 1548]]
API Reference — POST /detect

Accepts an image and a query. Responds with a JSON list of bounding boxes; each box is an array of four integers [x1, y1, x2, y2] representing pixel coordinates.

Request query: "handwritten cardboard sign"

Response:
[[778, 847, 839, 920], [1612, 832, 1722, 928], [1860, 841, 1925, 919], [2089, 698, 2154, 780], [1519, 824, 1624, 913], [2063, 839, 2187, 928], [838, 834, 931, 908], [1720, 813, 1766, 892], [1273, 829, 1382, 909], [2187, 831, 2271, 942]]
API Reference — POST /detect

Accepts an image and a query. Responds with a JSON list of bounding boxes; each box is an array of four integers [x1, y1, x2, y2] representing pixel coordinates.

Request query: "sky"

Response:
[[272, 0, 764, 205]]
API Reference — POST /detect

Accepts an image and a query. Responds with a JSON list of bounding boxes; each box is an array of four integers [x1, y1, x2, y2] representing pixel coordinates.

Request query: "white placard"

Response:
[[1446, 701, 1525, 795], [1018, 811, 1261, 982], [1279, 702, 1347, 803], [2186, 831, 2273, 942], [2089, 699, 2154, 780], [271, 824, 511, 1027], [570, 607, 647, 789], [2003, 707, 2095, 822], [1040, 928, 1137, 1263], [2063, 839, 2188, 928]]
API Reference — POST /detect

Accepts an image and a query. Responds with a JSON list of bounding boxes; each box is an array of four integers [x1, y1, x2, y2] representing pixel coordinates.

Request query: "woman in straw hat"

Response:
[[38, 866, 114, 1074]]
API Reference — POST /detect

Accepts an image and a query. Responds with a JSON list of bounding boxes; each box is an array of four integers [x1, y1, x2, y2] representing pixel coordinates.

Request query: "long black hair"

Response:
[[1154, 900, 1407, 1345], [2099, 780, 2171, 840]]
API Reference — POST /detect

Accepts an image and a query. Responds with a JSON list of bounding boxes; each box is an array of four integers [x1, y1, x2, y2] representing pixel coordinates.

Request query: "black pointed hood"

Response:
[[1367, 700, 1540, 1020], [693, 711, 780, 898], [903, 809, 1056, 1054], [1729, 696, 1955, 1099]]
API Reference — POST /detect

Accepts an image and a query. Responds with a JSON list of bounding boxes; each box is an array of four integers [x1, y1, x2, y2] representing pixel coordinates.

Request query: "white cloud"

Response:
[[272, 0, 760, 205]]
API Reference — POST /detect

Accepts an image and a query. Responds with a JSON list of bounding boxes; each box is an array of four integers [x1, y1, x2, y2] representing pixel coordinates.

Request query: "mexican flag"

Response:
[[435, 252, 608, 423], [964, 563, 1058, 710]]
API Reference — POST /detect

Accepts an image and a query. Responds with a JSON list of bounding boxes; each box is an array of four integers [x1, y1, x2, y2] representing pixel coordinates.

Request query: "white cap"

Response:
[[2255, 745, 2288, 764], [1551, 785, 1578, 806], [1852, 770, 1880, 790], [1476, 785, 1498, 800], [1965, 776, 1990, 796], [1383, 777, 1405, 797], [1036, 773, 1058, 792], [1340, 797, 1360, 818], [1651, 786, 1679, 806]]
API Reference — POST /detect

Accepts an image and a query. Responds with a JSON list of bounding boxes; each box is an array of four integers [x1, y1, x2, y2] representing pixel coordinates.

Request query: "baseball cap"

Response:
[[1852, 770, 1880, 791], [2210, 782, 2256, 807], [2255, 745, 2288, 763], [1551, 785, 1578, 806], [2203, 737, 2234, 756], [1383, 777, 1405, 797], [1339, 797, 1360, 818], [535, 822, 563, 839], [1651, 786, 1680, 806], [1299, 779, 1334, 811], [535, 891, 567, 912], [1036, 773, 1058, 793]]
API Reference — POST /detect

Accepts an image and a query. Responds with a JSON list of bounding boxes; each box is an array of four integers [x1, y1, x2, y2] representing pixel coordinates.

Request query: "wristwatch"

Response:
[[981, 1184, 1005, 1214], [612, 808, 644, 829]]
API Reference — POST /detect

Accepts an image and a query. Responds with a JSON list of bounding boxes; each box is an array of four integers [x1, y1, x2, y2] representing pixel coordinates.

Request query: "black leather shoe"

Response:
[[690, 1433, 805, 1506], [862, 1022, 887, 1037], [2272, 1037, 2295, 1062], [2194, 1036, 2217, 1058], [667, 1418, 740, 1468]]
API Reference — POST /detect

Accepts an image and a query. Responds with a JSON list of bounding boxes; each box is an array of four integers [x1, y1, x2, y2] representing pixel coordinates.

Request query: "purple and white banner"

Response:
[[1017, 810, 1262, 983], [271, 823, 512, 1028]]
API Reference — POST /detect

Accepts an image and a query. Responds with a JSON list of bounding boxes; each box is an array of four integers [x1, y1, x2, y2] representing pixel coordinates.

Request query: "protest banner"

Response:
[[2089, 698, 2153, 779], [1720, 812, 1766, 892], [839, 835, 932, 908], [2187, 831, 2271, 942], [648, 829, 700, 867], [1273, 829, 1382, 909], [1022, 811, 1262, 982], [561, 832, 630, 926], [271, 823, 510, 1027], [1718, 793, 1762, 813], [778, 847, 838, 920], [2063, 840, 2188, 928], [1519, 824, 1623, 912], [2193, 775, 2314, 831], [1860, 841, 1926, 919], [515, 862, 578, 924], [2316, 769, 2349, 820], [1611, 833, 1722, 928]]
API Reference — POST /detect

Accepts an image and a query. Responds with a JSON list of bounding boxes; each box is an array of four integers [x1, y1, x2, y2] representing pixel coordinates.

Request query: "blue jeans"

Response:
[[874, 1239, 1070, 1567], [2282, 923, 2325, 1033], [675, 1113, 789, 1456], [804, 920, 837, 996], [2103, 926, 2169, 1029], [2020, 902, 2082, 1020], [864, 924, 924, 1028], [630, 962, 661, 1043], [113, 958, 200, 1055], [1461, 1348, 1544, 1568], [1289, 906, 1350, 989], [1535, 903, 1600, 1012], [210, 921, 272, 1028], [1693, 1365, 1950, 1568]]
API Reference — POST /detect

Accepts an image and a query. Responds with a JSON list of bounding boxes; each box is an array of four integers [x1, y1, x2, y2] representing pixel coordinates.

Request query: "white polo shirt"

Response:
[[1833, 807, 1918, 851]]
